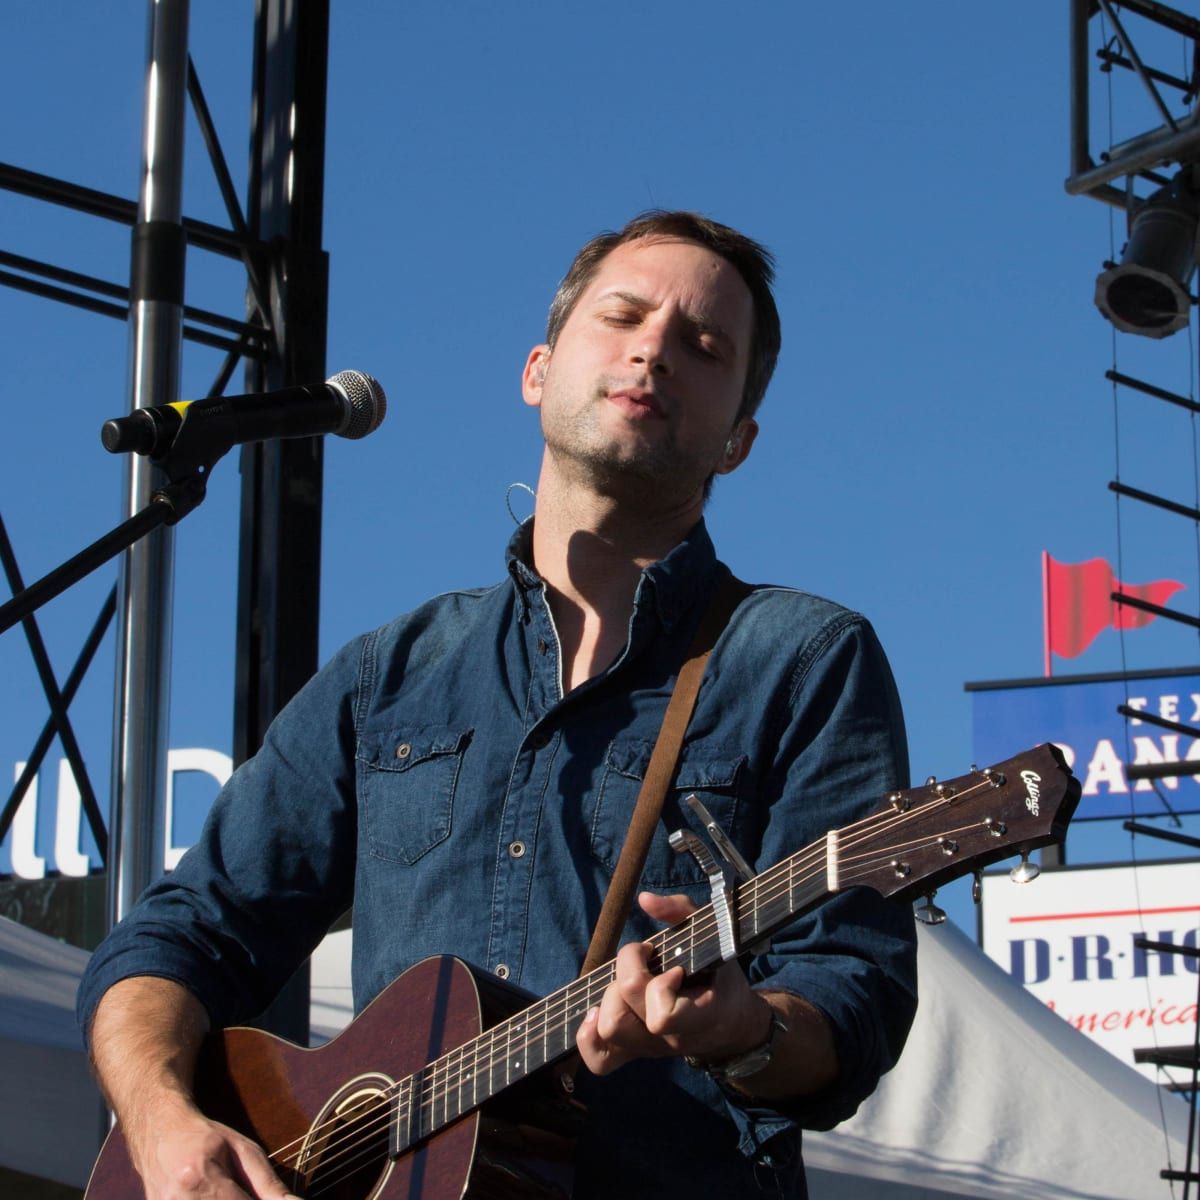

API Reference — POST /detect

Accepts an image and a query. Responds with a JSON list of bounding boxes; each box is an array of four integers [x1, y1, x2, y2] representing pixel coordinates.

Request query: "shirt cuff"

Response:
[[717, 1084, 803, 1164]]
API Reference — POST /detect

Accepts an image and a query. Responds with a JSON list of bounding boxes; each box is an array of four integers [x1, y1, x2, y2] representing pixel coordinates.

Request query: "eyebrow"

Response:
[[597, 289, 735, 349]]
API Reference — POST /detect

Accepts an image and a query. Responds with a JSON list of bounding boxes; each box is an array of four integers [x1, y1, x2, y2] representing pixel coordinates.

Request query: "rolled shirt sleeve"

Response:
[[718, 609, 918, 1154], [76, 634, 364, 1039]]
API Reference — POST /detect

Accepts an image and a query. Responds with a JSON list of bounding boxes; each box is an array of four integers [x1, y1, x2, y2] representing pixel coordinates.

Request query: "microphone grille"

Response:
[[328, 370, 387, 439]]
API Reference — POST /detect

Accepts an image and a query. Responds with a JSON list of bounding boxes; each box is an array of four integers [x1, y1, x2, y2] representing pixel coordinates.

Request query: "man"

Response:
[[79, 211, 917, 1199]]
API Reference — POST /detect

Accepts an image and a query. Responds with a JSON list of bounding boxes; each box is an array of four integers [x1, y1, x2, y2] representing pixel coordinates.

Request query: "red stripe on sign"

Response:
[[1010, 904, 1200, 923]]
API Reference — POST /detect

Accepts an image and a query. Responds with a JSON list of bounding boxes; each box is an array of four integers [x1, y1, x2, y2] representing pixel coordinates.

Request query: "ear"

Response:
[[522, 344, 551, 408], [714, 417, 758, 476]]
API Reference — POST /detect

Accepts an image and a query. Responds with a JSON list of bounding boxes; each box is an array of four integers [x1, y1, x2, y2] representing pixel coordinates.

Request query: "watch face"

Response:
[[716, 1011, 784, 1080], [689, 1013, 784, 1081], [721, 1048, 771, 1080]]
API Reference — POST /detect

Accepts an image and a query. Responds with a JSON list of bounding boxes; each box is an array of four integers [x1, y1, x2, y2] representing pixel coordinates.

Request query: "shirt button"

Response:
[[529, 730, 549, 750], [509, 840, 526, 858], [537, 638, 548, 655], [495, 963, 510, 980], [395, 742, 411, 760]]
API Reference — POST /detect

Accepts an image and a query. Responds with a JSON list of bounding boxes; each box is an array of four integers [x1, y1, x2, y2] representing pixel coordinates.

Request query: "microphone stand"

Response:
[[0, 418, 223, 637]]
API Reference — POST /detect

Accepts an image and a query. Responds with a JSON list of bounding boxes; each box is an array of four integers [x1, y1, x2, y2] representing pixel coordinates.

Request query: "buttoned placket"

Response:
[[483, 576, 569, 982], [483, 566, 678, 984]]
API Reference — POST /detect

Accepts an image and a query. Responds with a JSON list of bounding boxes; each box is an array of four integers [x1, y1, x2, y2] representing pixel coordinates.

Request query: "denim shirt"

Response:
[[78, 520, 917, 1199]]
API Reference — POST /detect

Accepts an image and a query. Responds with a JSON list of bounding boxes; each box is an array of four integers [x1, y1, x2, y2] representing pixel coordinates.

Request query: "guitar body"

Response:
[[84, 956, 577, 1200]]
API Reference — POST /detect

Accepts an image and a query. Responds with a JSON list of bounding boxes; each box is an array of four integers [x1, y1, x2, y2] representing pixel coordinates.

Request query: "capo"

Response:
[[669, 827, 740, 963], [685, 794, 755, 882], [670, 797, 771, 962], [684, 795, 771, 955]]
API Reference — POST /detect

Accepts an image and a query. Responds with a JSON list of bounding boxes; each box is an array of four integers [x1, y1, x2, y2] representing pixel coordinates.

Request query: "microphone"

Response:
[[101, 370, 387, 458]]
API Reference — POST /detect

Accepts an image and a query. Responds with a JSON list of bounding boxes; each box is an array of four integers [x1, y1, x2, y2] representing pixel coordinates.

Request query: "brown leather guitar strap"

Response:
[[579, 571, 752, 977]]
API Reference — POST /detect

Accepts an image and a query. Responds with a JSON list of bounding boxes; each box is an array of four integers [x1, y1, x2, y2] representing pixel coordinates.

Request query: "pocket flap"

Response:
[[605, 739, 745, 790], [360, 725, 472, 771]]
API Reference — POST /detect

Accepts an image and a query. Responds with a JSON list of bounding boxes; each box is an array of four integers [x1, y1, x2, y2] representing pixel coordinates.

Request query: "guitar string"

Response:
[[271, 783, 993, 1188], [289, 790, 1021, 1198], [270, 777, 1013, 1185], [274, 835, 839, 1193], [265, 787, 907, 1161], [290, 812, 978, 1200], [289, 827, 867, 1197], [269, 784, 992, 1185]]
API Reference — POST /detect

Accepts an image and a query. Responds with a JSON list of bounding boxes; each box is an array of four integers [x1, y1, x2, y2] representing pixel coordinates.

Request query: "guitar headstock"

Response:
[[836, 743, 1080, 903]]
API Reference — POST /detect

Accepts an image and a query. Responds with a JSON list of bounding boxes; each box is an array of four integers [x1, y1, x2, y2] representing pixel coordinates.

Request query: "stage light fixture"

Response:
[[1094, 170, 1200, 338]]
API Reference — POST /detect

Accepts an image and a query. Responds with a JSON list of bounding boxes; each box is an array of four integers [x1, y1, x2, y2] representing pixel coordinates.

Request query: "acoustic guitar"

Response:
[[84, 743, 1079, 1199]]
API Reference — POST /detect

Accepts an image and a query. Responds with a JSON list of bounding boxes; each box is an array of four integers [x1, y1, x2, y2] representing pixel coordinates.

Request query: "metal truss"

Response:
[[1068, 0, 1200, 207], [1068, 4, 1200, 1178], [0, 0, 330, 1002], [0, 36, 269, 861], [1067, 2, 1200, 664]]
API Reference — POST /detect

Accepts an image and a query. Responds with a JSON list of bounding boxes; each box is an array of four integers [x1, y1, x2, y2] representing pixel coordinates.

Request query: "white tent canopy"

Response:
[[806, 922, 1189, 1199], [0, 916, 1189, 1195], [0, 916, 103, 1187]]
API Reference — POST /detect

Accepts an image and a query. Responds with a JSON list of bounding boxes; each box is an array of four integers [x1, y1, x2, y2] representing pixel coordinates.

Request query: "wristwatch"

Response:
[[685, 1011, 788, 1083]]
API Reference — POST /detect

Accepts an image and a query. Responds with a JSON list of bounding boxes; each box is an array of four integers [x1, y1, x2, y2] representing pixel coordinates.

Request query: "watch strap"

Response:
[[685, 1010, 787, 1082]]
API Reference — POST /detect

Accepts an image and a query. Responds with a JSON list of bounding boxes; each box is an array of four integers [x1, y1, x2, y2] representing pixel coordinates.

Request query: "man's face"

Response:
[[522, 237, 758, 503]]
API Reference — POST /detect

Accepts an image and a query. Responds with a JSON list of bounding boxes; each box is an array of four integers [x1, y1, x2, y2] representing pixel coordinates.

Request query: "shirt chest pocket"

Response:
[[358, 725, 473, 864], [589, 739, 747, 891]]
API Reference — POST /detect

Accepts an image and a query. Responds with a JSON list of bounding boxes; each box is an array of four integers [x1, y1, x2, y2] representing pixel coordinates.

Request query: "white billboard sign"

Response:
[[981, 860, 1200, 1083], [1, 749, 232, 879]]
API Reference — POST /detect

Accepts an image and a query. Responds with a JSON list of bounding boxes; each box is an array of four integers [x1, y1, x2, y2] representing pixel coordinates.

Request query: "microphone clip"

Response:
[[146, 410, 232, 525], [104, 399, 241, 523]]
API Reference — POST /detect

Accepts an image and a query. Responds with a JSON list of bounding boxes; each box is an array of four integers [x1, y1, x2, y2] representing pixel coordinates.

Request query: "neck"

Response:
[[529, 452, 704, 689]]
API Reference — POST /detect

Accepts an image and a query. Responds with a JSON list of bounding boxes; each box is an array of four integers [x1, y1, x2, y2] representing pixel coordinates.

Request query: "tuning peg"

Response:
[[1009, 852, 1040, 884], [915, 892, 947, 926], [972, 870, 983, 904]]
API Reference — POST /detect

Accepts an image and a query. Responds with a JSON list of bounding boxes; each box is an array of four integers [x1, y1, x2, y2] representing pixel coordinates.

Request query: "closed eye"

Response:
[[599, 310, 641, 327]]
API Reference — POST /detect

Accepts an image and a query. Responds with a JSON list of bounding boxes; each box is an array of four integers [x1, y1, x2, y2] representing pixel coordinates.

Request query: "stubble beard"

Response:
[[540, 376, 715, 505]]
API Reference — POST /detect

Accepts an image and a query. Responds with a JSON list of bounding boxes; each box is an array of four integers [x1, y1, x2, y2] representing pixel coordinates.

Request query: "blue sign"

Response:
[[969, 672, 1200, 821]]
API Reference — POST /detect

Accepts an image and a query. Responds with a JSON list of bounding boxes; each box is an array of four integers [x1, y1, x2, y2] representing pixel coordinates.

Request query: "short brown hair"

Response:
[[546, 211, 781, 420]]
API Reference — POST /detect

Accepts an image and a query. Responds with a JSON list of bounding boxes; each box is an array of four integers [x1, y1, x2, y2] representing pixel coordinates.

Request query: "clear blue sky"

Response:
[[2, 3, 1199, 934]]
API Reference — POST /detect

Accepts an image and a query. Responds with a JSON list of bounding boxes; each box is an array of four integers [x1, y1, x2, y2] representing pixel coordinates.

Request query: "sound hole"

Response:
[[294, 1075, 394, 1200]]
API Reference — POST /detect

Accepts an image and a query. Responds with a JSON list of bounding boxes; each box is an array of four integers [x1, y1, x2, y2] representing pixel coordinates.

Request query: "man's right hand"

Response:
[[87, 977, 298, 1200], [123, 1097, 297, 1200]]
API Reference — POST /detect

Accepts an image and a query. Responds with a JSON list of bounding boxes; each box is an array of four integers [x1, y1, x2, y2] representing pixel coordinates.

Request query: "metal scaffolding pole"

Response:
[[108, 0, 190, 926], [232, 0, 332, 1044]]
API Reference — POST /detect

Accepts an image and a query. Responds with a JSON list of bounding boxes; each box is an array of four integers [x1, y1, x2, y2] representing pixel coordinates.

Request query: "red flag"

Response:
[[1043, 553, 1184, 663]]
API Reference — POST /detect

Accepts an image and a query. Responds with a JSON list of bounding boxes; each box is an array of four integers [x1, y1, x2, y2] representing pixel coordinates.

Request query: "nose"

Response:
[[629, 318, 673, 376]]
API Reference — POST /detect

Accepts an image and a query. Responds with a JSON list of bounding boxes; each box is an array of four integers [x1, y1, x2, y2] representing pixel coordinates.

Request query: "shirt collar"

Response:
[[504, 518, 720, 633], [505, 519, 541, 595]]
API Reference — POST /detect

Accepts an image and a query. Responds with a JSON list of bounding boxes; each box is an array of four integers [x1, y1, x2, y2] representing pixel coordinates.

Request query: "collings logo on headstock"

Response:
[[1020, 770, 1042, 817]]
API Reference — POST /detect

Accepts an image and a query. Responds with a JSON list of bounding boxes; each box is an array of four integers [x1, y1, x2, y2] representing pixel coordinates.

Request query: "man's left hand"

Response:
[[575, 891, 773, 1076]]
